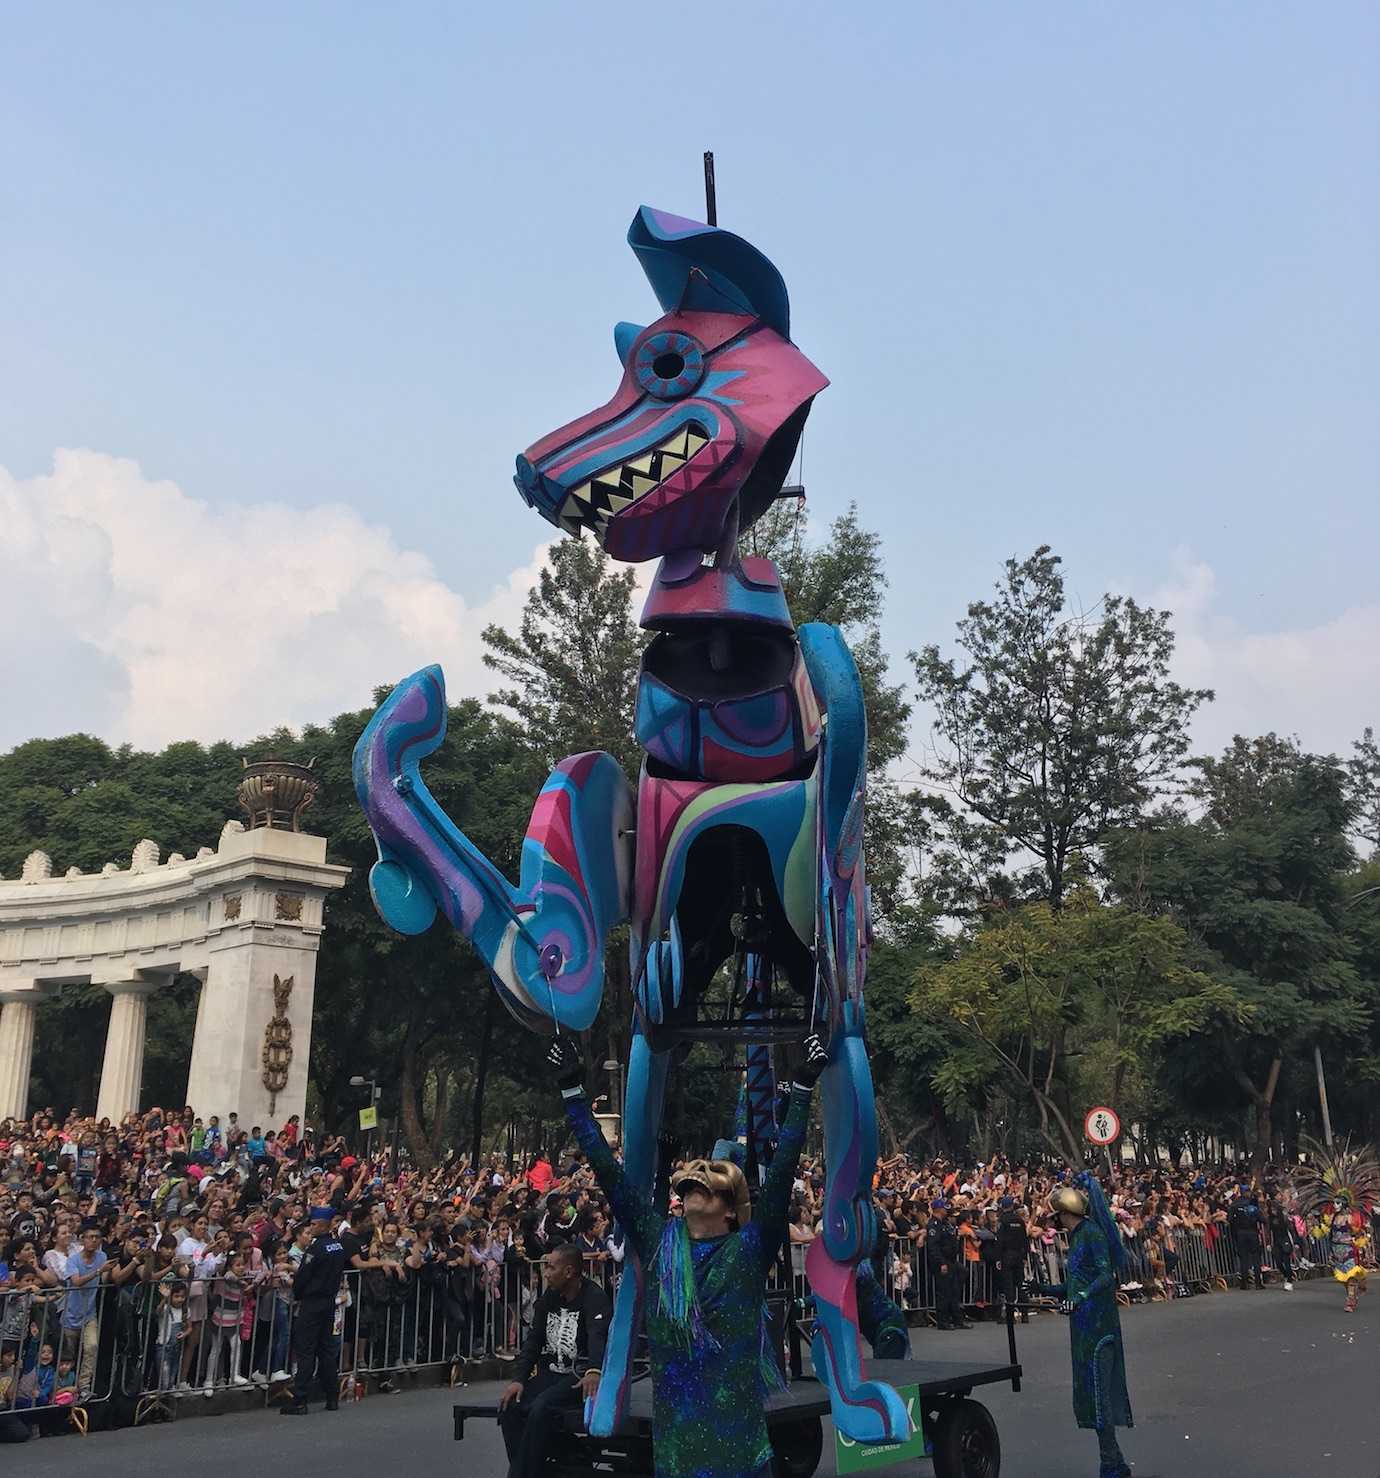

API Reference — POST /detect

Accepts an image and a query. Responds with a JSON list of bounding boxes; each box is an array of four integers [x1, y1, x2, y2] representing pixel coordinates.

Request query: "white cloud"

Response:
[[1153, 552, 1380, 759], [0, 449, 557, 750], [9, 454, 1367, 770]]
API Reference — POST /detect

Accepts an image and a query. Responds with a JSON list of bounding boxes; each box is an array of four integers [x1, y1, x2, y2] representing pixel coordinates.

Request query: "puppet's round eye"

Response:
[[634, 331, 704, 399]]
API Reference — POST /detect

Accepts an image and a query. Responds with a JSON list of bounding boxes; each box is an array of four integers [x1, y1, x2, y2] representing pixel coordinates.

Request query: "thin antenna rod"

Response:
[[703, 151, 717, 226]]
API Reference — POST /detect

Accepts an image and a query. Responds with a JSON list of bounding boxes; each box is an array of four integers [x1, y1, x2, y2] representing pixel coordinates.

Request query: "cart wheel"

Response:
[[771, 1415, 824, 1478], [931, 1398, 1000, 1478]]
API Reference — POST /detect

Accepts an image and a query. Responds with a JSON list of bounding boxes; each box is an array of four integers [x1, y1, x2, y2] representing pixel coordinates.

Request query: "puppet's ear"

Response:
[[628, 205, 792, 339], [613, 321, 646, 366]]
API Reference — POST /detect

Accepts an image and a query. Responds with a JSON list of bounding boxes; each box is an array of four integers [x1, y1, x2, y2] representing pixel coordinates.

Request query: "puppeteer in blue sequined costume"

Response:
[[553, 1036, 823, 1478], [1038, 1171, 1134, 1478]]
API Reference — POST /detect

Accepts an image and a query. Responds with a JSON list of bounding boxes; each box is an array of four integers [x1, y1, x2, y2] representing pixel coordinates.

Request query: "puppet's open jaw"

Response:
[[555, 421, 712, 539]]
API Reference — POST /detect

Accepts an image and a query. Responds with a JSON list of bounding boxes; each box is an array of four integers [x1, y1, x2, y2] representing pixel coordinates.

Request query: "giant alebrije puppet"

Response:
[[352, 206, 910, 1447]]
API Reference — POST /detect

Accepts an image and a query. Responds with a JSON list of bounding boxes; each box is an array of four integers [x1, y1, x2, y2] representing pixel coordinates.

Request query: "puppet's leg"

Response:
[[743, 955, 779, 1176], [796, 623, 908, 1446], [808, 1006, 910, 1445], [587, 1025, 670, 1437], [353, 666, 631, 1033]]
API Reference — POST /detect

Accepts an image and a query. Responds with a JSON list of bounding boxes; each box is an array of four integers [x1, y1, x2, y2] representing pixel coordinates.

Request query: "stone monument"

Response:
[[0, 760, 348, 1126]]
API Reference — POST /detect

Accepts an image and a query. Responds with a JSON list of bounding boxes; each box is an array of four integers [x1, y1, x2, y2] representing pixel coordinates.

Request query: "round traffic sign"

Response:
[[1084, 1106, 1120, 1145]]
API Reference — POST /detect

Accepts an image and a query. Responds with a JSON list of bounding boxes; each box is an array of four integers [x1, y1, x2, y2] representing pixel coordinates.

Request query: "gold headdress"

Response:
[[1050, 1185, 1089, 1218]]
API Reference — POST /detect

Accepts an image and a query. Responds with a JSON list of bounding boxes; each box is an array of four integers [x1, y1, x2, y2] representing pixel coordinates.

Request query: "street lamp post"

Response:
[[349, 1074, 381, 1161], [602, 1059, 623, 1126]]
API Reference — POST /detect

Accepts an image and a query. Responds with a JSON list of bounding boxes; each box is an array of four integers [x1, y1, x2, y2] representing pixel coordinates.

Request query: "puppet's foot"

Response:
[[806, 1240, 909, 1445]]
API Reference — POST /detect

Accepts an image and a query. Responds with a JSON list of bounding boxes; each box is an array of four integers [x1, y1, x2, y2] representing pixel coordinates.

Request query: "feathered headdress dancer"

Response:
[[1074, 1169, 1128, 1273], [1295, 1136, 1380, 1217]]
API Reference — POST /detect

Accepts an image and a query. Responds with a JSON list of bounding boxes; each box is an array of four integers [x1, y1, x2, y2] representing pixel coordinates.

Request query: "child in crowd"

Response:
[[203, 1252, 250, 1396], [16, 1342, 55, 1410], [53, 1357, 77, 1406], [267, 1245, 295, 1382], [155, 1283, 189, 1393]]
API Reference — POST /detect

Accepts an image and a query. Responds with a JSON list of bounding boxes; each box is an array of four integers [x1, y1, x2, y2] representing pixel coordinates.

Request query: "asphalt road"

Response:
[[12, 1277, 1374, 1477]]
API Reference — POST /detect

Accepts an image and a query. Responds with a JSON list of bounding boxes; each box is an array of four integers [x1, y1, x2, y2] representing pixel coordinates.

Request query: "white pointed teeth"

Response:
[[560, 423, 709, 533]]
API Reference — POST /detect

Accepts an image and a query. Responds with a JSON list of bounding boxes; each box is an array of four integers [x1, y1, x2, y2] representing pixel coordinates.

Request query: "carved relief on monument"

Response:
[[274, 892, 304, 922], [261, 973, 294, 1114], [223, 894, 242, 921]]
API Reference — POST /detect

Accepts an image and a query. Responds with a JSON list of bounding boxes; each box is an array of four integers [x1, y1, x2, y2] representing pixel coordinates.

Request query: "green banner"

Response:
[[834, 1384, 932, 1472], [358, 1105, 378, 1130]]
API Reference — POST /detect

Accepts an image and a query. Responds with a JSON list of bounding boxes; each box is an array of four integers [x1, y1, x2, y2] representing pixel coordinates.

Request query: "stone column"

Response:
[[0, 992, 38, 1120], [95, 980, 158, 1123]]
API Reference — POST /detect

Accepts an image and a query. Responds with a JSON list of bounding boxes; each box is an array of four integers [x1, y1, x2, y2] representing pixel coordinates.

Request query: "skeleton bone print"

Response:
[[546, 1305, 582, 1372]]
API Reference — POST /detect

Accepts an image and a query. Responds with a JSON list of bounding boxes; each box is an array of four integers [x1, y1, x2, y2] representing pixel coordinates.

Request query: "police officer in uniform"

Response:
[[1228, 1188, 1264, 1291], [996, 1195, 1031, 1322], [281, 1207, 347, 1415], [926, 1199, 969, 1330]]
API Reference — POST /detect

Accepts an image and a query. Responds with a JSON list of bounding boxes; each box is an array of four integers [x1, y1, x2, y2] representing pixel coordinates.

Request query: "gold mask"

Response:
[[672, 1159, 752, 1226]]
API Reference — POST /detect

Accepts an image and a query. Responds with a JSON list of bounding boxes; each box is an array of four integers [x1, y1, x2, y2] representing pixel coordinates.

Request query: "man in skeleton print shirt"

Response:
[[499, 1243, 611, 1478]]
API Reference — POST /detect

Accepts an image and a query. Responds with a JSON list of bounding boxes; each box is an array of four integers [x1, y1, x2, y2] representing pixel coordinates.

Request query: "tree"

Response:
[[747, 500, 910, 771], [1347, 727, 1380, 857], [913, 882, 1243, 1162], [748, 500, 917, 920], [482, 539, 644, 777], [0, 734, 239, 881], [1338, 860, 1380, 1140], [1104, 736, 1369, 1170], [911, 547, 1212, 912], [860, 905, 962, 1157]]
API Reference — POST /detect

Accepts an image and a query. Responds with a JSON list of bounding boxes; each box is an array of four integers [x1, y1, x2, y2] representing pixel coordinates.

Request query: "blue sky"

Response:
[[1, 4, 1376, 758]]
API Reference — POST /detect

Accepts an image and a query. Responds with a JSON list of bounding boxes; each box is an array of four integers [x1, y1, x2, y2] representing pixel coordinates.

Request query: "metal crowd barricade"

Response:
[[1, 1279, 114, 1432], [2, 1220, 1353, 1437]]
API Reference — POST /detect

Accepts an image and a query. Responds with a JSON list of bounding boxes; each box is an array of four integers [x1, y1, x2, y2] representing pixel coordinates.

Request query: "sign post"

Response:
[[1084, 1105, 1121, 1174]]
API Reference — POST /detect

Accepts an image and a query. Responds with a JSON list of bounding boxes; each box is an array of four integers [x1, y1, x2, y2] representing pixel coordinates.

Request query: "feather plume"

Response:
[[1295, 1136, 1380, 1216]]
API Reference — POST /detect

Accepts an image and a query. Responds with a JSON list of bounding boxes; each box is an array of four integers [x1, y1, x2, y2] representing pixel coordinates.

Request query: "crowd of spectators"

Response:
[[2, 1102, 1376, 1436], [804, 1151, 1374, 1307]]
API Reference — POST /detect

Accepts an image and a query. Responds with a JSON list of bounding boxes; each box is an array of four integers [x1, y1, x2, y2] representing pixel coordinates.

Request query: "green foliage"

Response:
[[748, 500, 910, 771], [861, 906, 963, 1154], [913, 883, 1245, 1161], [747, 500, 918, 921], [0, 735, 239, 878], [482, 539, 643, 777], [7, 525, 1377, 1165], [1347, 727, 1380, 857], [911, 546, 1212, 912], [1104, 735, 1373, 1163]]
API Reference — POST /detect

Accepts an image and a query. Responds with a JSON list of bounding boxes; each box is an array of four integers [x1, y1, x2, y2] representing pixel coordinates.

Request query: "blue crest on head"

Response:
[[628, 206, 792, 338], [614, 321, 646, 365]]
